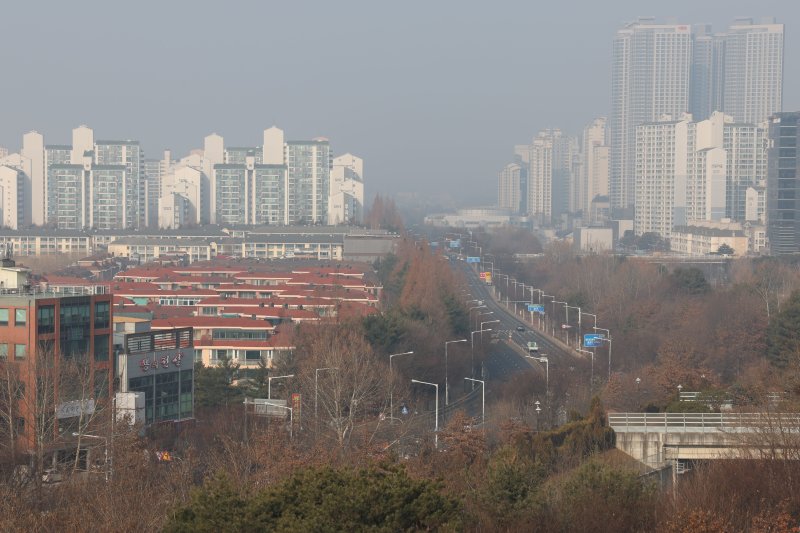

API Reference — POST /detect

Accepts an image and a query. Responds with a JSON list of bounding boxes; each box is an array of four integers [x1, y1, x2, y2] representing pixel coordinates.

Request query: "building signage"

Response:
[[127, 348, 188, 379], [291, 393, 302, 423], [56, 399, 96, 420], [484, 272, 492, 284], [479, 272, 486, 279]]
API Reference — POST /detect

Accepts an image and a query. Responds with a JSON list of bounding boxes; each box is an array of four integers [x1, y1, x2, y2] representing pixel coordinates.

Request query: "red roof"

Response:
[[152, 316, 277, 329]]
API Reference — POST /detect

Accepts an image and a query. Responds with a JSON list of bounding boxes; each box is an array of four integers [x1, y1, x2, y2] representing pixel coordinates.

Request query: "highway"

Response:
[[456, 257, 573, 384]]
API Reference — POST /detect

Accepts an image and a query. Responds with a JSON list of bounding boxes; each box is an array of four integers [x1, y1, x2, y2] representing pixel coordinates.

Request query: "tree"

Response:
[[671, 267, 710, 295], [766, 290, 800, 368], [717, 243, 735, 256], [165, 464, 462, 532], [194, 357, 243, 408]]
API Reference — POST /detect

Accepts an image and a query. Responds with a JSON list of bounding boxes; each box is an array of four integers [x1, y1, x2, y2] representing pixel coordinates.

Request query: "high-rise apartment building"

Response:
[[0, 165, 24, 229], [286, 140, 330, 225], [498, 162, 523, 213], [720, 19, 784, 125], [580, 118, 610, 215], [635, 111, 768, 239], [95, 140, 143, 229], [767, 112, 800, 255], [525, 129, 576, 224], [21, 132, 45, 226], [328, 153, 364, 225], [611, 19, 693, 214]]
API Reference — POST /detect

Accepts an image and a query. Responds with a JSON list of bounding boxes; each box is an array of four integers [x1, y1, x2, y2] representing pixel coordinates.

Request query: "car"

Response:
[[527, 341, 539, 353], [516, 326, 525, 332]]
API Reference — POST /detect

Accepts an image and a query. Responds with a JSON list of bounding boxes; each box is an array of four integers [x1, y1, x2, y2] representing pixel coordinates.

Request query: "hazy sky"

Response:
[[1, 1, 797, 205]]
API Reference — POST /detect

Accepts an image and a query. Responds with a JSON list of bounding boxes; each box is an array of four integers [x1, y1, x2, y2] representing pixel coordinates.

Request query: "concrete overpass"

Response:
[[609, 413, 800, 471]]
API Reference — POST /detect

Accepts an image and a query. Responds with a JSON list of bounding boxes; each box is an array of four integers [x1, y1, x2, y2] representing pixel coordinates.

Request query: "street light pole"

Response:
[[525, 355, 549, 396], [577, 348, 595, 390], [388, 351, 414, 422], [594, 327, 612, 379], [471, 328, 493, 382], [480, 319, 500, 342], [553, 301, 568, 343], [268, 374, 295, 400], [464, 378, 485, 427], [411, 379, 439, 448], [445, 339, 467, 405]]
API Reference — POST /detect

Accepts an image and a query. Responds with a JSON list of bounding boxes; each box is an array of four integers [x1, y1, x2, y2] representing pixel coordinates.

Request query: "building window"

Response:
[[15, 417, 24, 435], [15, 309, 26, 327], [245, 350, 261, 361], [0, 309, 8, 326], [37, 306, 55, 334], [0, 343, 7, 360], [14, 345, 26, 360], [94, 334, 109, 361], [94, 301, 110, 329]]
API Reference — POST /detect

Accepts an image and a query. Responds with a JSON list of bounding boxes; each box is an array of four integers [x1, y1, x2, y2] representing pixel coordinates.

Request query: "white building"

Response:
[[21, 132, 45, 226], [634, 112, 767, 239], [580, 118, 609, 214], [159, 165, 204, 228], [525, 129, 575, 224], [611, 19, 693, 213], [497, 162, 522, 213], [328, 153, 364, 225], [0, 165, 24, 229], [720, 19, 784, 125]]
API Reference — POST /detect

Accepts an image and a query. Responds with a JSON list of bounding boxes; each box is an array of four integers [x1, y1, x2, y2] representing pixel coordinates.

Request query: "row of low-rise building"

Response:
[[0, 225, 397, 263], [0, 125, 364, 231]]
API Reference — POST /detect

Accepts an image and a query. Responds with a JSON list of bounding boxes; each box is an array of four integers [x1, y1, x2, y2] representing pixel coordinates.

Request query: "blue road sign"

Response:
[[527, 304, 545, 314], [584, 333, 605, 348], [450, 239, 461, 248], [466, 256, 481, 263], [430, 242, 439, 247]]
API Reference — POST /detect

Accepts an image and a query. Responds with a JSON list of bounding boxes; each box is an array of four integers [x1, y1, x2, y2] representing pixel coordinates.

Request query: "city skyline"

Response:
[[1, 2, 798, 204]]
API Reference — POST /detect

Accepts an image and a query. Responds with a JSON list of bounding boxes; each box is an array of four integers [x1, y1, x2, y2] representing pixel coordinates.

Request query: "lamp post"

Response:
[[476, 310, 493, 331], [388, 351, 414, 422], [594, 327, 612, 379], [553, 301, 568, 342], [444, 339, 467, 405], [525, 354, 549, 396], [411, 379, 439, 448], [471, 328, 493, 382], [73, 432, 109, 482], [315, 367, 338, 424], [535, 400, 541, 431], [480, 319, 500, 342], [268, 374, 294, 400], [464, 378, 485, 427], [566, 305, 581, 346], [577, 348, 595, 389], [541, 294, 555, 334]]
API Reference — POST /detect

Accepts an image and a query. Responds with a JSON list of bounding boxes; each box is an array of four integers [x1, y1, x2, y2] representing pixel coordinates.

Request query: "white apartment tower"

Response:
[[0, 165, 24, 229], [635, 111, 767, 239], [526, 129, 574, 224], [611, 19, 693, 213], [328, 153, 365, 225], [580, 118, 609, 214], [721, 19, 784, 124], [21, 132, 45, 226], [498, 162, 522, 213]]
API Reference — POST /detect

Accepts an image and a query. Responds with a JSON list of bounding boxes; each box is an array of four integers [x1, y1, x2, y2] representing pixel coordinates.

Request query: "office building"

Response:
[[0, 291, 113, 454], [611, 19, 693, 214], [767, 112, 800, 254]]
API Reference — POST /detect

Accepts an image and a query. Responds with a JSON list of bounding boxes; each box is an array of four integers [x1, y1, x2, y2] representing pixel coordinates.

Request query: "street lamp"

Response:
[[445, 340, 467, 405], [525, 355, 549, 396], [411, 379, 439, 448], [566, 305, 581, 346], [73, 432, 109, 482], [480, 319, 500, 341], [593, 327, 612, 379], [471, 328, 493, 382], [388, 351, 414, 421], [315, 367, 338, 423], [268, 374, 294, 400], [534, 401, 541, 431], [476, 310, 493, 330], [553, 301, 568, 341], [464, 378, 485, 427], [577, 348, 595, 389]]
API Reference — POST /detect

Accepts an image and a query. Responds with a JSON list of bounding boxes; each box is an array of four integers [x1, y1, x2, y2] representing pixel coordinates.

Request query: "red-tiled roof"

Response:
[[151, 316, 277, 329]]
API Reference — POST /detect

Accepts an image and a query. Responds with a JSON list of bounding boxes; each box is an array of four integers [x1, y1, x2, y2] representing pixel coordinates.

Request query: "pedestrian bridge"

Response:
[[608, 413, 800, 467]]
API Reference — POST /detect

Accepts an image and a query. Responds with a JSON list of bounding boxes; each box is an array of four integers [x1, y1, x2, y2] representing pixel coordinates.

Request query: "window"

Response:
[[37, 306, 55, 334], [14, 309, 26, 327], [94, 334, 109, 361], [0, 344, 6, 360], [94, 302, 110, 329], [245, 350, 261, 361], [0, 309, 8, 326], [14, 345, 26, 360]]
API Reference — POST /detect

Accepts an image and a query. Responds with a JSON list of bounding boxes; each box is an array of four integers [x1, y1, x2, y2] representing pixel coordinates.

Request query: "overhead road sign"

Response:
[[466, 256, 480, 263], [584, 333, 605, 347], [527, 304, 545, 314]]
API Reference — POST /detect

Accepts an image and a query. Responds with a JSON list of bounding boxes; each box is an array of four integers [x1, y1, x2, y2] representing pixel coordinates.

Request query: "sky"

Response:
[[1, 0, 797, 206]]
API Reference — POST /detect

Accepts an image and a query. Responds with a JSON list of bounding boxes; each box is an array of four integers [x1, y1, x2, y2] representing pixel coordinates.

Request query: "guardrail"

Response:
[[608, 412, 800, 433]]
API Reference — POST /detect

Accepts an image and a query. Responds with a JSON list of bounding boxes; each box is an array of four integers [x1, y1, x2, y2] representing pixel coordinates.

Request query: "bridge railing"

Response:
[[608, 412, 800, 433]]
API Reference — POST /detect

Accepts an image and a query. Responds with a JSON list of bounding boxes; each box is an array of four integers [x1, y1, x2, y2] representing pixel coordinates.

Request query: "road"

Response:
[[456, 257, 573, 384]]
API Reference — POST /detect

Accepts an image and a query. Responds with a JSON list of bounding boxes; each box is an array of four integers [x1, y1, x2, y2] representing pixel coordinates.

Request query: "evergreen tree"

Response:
[[766, 290, 800, 368]]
